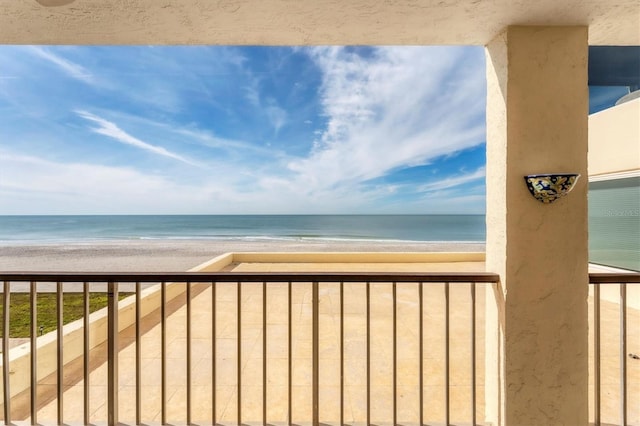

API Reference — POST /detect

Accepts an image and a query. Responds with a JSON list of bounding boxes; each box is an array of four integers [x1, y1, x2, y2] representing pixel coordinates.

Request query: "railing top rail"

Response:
[[3, 271, 638, 283], [589, 272, 640, 284], [0, 271, 500, 283]]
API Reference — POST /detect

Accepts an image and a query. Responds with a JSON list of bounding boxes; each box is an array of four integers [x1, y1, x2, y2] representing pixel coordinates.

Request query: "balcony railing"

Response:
[[0, 271, 637, 426], [0, 272, 498, 426], [590, 273, 640, 426]]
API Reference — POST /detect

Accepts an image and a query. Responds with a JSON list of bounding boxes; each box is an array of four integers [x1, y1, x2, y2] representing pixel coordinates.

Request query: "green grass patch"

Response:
[[0, 293, 132, 338]]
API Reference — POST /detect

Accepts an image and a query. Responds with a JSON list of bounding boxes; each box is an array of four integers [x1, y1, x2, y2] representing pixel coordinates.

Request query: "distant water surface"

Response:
[[0, 215, 486, 244]]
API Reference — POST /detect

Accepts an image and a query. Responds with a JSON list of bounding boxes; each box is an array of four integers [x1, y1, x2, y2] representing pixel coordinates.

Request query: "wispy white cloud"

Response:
[[174, 127, 285, 158], [244, 82, 261, 107], [265, 104, 288, 135], [0, 149, 360, 214], [76, 110, 198, 166], [243, 73, 289, 134], [84, 109, 287, 160], [0, 151, 232, 214], [416, 167, 486, 193], [286, 46, 486, 195], [28, 47, 95, 85], [0, 46, 487, 214]]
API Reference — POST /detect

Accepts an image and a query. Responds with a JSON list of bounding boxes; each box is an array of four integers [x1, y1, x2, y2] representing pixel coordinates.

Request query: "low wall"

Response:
[[197, 251, 486, 270], [0, 254, 231, 404], [1, 251, 486, 404]]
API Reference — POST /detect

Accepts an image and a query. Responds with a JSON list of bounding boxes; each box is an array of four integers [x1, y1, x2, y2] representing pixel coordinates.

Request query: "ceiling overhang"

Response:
[[1, 0, 639, 46]]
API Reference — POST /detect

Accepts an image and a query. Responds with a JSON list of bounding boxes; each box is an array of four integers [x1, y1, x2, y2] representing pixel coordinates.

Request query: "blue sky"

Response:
[[0, 46, 488, 214]]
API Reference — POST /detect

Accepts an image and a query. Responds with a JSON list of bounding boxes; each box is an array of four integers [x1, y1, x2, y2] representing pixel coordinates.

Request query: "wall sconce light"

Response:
[[524, 173, 580, 204], [35, 0, 75, 6]]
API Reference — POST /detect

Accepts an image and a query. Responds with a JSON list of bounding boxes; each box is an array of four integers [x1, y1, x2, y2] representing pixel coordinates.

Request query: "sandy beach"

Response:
[[0, 239, 485, 272]]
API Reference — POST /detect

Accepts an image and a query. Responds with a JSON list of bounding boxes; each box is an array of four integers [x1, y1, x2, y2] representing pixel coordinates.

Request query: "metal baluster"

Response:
[[340, 281, 344, 426], [3, 281, 11, 425], [288, 281, 292, 426], [83, 282, 90, 425], [30, 281, 38, 425], [107, 281, 119, 426], [366, 281, 371, 426], [57, 281, 63, 426], [419, 282, 423, 426], [594, 284, 600, 426], [212, 282, 217, 425], [620, 283, 627, 426], [393, 282, 397, 426], [161, 281, 167, 425], [263, 281, 267, 426], [445, 282, 450, 426], [312, 281, 319, 426], [187, 281, 192, 425], [136, 282, 141, 425], [237, 281, 242, 426], [471, 283, 476, 426]]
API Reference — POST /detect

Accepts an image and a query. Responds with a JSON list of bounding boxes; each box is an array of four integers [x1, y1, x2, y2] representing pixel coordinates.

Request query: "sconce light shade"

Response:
[[35, 0, 75, 6], [524, 173, 580, 204]]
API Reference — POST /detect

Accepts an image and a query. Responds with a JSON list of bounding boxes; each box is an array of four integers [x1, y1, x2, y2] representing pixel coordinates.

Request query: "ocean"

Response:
[[0, 215, 486, 244]]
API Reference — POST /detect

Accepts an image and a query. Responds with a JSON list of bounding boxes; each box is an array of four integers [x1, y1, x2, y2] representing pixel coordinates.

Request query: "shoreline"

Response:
[[0, 239, 486, 272]]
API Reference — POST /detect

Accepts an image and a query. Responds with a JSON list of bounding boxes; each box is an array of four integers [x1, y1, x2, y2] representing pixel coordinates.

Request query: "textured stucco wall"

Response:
[[0, 0, 638, 45], [485, 26, 589, 425], [589, 98, 640, 177], [484, 28, 508, 425]]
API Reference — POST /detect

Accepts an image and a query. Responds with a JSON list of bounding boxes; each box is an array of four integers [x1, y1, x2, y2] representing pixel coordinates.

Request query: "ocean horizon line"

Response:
[[0, 213, 485, 217], [0, 236, 486, 245], [0, 214, 487, 245]]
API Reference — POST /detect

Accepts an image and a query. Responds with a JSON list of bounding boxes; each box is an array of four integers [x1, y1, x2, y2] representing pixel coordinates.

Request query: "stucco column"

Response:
[[484, 26, 589, 425]]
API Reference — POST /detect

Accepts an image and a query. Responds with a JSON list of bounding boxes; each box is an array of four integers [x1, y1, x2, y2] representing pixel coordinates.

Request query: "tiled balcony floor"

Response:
[[5, 262, 640, 425]]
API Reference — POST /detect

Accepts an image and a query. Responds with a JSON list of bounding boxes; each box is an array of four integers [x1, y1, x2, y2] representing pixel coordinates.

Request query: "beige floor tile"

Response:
[[4, 265, 636, 425]]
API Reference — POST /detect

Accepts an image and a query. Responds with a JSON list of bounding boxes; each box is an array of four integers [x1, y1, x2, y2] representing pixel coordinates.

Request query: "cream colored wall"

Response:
[[485, 26, 589, 425], [589, 98, 640, 177], [230, 251, 485, 264]]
